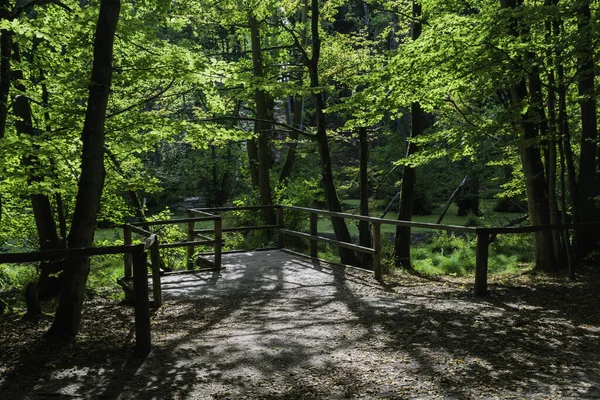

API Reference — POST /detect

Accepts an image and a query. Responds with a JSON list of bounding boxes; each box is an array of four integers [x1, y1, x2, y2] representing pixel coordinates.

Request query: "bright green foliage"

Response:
[[412, 232, 531, 276]]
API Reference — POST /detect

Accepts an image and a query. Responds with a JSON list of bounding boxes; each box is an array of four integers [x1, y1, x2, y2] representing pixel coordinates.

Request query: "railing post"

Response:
[[132, 246, 151, 354], [474, 231, 489, 297], [186, 210, 195, 270], [214, 216, 222, 269], [276, 207, 284, 249], [150, 238, 162, 308], [124, 224, 132, 279], [373, 222, 382, 281], [310, 212, 318, 258]]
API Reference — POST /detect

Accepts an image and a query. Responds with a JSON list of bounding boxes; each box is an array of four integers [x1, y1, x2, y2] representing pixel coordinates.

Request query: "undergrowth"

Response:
[[411, 232, 533, 276]]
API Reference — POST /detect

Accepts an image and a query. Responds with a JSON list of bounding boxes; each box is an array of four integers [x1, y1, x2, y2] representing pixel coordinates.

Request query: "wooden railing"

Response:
[[190, 205, 599, 298], [277, 205, 475, 283], [276, 206, 600, 296], [2, 206, 597, 353], [0, 239, 155, 355]]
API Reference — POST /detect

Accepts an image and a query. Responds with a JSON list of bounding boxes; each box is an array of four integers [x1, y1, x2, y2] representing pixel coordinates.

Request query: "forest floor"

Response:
[[1, 250, 599, 399]]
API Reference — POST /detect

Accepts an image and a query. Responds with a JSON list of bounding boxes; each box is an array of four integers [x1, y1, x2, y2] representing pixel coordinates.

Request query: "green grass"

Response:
[[410, 232, 531, 277]]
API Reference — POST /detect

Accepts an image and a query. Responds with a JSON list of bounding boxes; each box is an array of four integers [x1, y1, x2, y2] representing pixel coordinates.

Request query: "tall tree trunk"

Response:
[[358, 127, 372, 267], [500, 0, 556, 271], [249, 14, 276, 225], [309, 0, 358, 266], [48, 0, 120, 338], [575, 0, 599, 257], [279, 0, 308, 184], [554, 16, 579, 236], [529, 62, 565, 265], [394, 0, 423, 269], [543, 6, 566, 265]]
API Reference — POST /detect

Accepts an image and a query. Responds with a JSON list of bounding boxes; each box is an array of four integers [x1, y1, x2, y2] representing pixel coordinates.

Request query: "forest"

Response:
[[0, 0, 599, 358]]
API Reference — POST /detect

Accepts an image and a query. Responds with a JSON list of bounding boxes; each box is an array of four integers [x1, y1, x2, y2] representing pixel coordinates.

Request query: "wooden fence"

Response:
[[193, 205, 600, 297], [0, 238, 155, 355], [2, 205, 597, 355]]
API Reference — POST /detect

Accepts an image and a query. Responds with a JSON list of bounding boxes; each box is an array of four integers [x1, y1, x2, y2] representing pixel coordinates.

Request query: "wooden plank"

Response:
[[373, 222, 382, 281], [132, 247, 151, 355], [214, 217, 222, 269], [150, 239, 162, 308], [276, 207, 284, 249], [198, 247, 279, 256], [191, 205, 278, 213], [186, 211, 194, 270], [476, 221, 600, 235], [280, 205, 477, 233], [474, 232, 490, 297], [157, 267, 225, 276], [123, 225, 132, 279], [280, 229, 376, 255], [194, 225, 279, 234], [129, 216, 216, 226], [310, 213, 318, 258], [0, 244, 138, 264]]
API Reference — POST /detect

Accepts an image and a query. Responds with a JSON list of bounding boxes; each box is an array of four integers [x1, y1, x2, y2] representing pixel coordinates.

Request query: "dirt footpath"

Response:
[[1, 250, 599, 399]]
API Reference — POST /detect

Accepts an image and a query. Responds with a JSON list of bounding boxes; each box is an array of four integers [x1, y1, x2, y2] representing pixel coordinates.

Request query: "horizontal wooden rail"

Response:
[[280, 229, 376, 255], [280, 205, 476, 233], [195, 225, 279, 234], [128, 216, 217, 226], [191, 205, 277, 213], [476, 221, 600, 235], [0, 244, 140, 263], [0, 242, 153, 354]]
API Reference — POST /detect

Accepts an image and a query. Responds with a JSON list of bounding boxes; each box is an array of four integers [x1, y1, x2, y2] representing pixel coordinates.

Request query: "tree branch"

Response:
[[198, 116, 315, 139], [106, 79, 175, 118]]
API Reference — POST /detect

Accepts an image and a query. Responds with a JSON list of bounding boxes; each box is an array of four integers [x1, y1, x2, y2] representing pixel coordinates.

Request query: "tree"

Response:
[[394, 0, 425, 269], [48, 0, 121, 337], [308, 0, 358, 266]]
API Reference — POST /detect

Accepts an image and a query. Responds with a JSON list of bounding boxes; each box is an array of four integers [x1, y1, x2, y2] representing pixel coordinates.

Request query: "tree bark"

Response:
[[358, 127, 372, 267], [48, 0, 120, 338], [543, 7, 566, 265], [309, 0, 358, 266], [500, 0, 556, 271], [394, 0, 423, 269], [574, 0, 599, 257], [279, 0, 308, 184], [249, 14, 276, 225]]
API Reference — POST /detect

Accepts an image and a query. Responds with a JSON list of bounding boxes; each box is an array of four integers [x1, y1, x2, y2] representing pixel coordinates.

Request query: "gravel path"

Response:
[[133, 250, 600, 399], [1, 250, 599, 399]]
